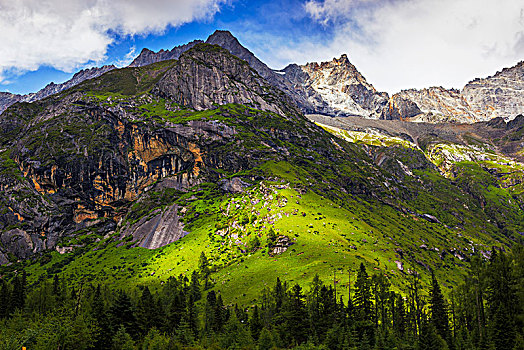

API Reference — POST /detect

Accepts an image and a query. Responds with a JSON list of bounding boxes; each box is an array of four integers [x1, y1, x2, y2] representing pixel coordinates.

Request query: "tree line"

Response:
[[0, 247, 522, 350]]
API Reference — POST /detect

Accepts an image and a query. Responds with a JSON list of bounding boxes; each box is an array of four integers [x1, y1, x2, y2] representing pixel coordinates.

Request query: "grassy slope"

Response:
[[2, 53, 522, 306], [18, 158, 507, 305]]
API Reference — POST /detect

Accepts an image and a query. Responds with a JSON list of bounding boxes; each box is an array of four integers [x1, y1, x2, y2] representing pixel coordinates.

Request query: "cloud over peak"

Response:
[[0, 0, 226, 82], [301, 0, 524, 93]]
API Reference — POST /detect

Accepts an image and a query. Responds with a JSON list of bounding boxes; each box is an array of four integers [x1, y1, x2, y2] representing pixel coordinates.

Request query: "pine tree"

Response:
[[215, 294, 227, 332], [167, 290, 185, 332], [204, 290, 217, 333], [11, 273, 25, 311], [284, 283, 308, 345], [417, 318, 448, 350], [92, 285, 111, 350], [258, 327, 276, 350], [354, 263, 373, 322], [220, 311, 253, 349], [199, 252, 211, 290], [486, 249, 517, 350], [109, 289, 137, 339], [250, 305, 264, 341], [136, 286, 158, 335], [0, 279, 9, 318], [189, 270, 201, 302], [354, 263, 375, 345], [111, 324, 135, 350], [430, 271, 451, 348]]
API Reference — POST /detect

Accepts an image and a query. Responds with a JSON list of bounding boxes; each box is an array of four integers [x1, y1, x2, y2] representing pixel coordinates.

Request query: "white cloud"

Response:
[[290, 0, 524, 93], [0, 0, 226, 83], [113, 47, 138, 68]]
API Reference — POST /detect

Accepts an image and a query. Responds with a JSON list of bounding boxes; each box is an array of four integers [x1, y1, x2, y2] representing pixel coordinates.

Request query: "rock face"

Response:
[[153, 44, 292, 115], [462, 61, 524, 121], [129, 40, 203, 67], [0, 43, 305, 262], [388, 87, 477, 123], [205, 30, 319, 114], [388, 62, 524, 123], [2, 30, 524, 125], [0, 65, 115, 114], [122, 203, 188, 249], [282, 55, 389, 118], [0, 92, 22, 113]]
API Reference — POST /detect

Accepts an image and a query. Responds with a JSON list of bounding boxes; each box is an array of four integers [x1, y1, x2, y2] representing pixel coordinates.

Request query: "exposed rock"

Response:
[[387, 61, 524, 123], [0, 65, 115, 114], [0, 92, 22, 114], [462, 61, 524, 121], [282, 54, 389, 118], [388, 87, 477, 123], [421, 214, 440, 223], [153, 44, 292, 115], [270, 235, 294, 256], [25, 65, 116, 103], [123, 203, 188, 249], [1, 229, 34, 259], [0, 251, 8, 265], [219, 177, 250, 193], [129, 40, 203, 67]]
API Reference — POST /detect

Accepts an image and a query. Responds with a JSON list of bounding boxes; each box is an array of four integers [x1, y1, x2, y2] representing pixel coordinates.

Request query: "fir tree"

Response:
[[111, 324, 135, 350], [250, 305, 263, 341], [486, 249, 517, 350], [0, 279, 9, 318], [430, 271, 451, 348], [136, 286, 158, 335], [110, 289, 137, 339]]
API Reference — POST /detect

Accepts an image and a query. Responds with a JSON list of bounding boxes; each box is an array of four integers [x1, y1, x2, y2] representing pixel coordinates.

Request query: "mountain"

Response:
[[388, 87, 477, 123], [129, 40, 203, 67], [0, 39, 522, 308], [462, 61, 524, 120], [126, 30, 390, 118], [0, 92, 22, 113], [0, 65, 116, 113], [4, 30, 523, 125], [389, 61, 524, 123], [281, 54, 389, 118]]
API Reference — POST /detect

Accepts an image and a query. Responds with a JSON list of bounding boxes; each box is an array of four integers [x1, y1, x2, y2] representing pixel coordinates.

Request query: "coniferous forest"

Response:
[[0, 247, 521, 350]]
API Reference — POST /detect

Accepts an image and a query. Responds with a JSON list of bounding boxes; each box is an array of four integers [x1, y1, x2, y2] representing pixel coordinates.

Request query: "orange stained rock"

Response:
[[74, 209, 98, 223], [188, 142, 203, 176]]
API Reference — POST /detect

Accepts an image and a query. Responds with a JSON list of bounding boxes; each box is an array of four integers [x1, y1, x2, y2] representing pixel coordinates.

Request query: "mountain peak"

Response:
[[205, 30, 245, 54], [208, 30, 236, 40]]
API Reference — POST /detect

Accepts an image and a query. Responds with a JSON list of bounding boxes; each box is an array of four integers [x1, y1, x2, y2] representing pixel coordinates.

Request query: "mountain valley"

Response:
[[0, 29, 522, 349]]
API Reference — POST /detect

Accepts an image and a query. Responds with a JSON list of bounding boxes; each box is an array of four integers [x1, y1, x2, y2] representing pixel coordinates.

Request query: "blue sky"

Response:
[[1, 0, 523, 95]]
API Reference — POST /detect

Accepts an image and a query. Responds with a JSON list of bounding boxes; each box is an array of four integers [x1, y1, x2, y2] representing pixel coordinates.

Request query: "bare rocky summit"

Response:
[[129, 40, 203, 67], [389, 62, 524, 123], [281, 54, 389, 118]]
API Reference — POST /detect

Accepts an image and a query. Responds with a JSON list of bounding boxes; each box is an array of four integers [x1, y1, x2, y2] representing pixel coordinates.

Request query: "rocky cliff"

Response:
[[2, 31, 524, 125], [282, 54, 389, 118], [0, 43, 307, 259], [388, 87, 477, 123], [0, 93, 22, 114], [388, 61, 524, 123], [462, 61, 524, 121]]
